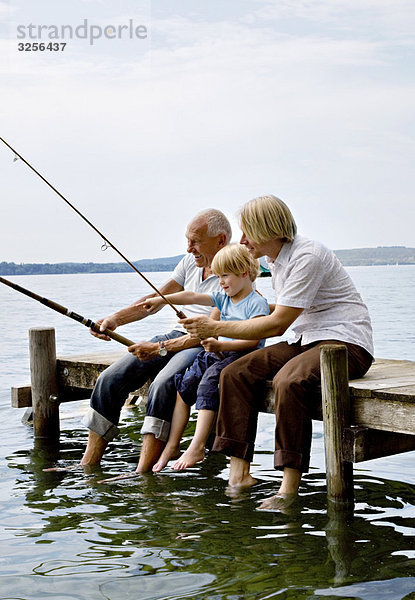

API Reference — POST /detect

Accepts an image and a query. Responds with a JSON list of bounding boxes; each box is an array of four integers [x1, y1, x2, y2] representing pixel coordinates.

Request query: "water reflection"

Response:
[[4, 411, 415, 600]]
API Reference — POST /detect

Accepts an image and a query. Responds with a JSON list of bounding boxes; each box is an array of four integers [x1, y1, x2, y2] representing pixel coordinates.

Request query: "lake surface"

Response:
[[0, 266, 414, 600]]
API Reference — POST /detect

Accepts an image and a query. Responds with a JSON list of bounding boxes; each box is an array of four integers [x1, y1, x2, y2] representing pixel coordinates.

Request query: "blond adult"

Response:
[[180, 195, 373, 510]]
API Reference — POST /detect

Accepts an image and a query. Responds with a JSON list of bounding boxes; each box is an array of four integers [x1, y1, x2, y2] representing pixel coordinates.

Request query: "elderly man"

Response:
[[80, 208, 232, 472]]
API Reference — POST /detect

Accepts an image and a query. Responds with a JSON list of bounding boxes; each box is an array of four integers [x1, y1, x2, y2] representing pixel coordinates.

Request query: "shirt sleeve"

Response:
[[210, 291, 225, 311], [246, 293, 270, 318], [277, 253, 325, 309], [171, 255, 188, 286]]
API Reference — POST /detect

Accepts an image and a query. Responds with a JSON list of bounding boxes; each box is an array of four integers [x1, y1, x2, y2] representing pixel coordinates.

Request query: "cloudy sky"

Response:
[[0, 0, 414, 264]]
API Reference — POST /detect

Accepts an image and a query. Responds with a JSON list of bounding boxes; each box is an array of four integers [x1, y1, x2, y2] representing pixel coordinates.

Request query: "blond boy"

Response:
[[138, 244, 269, 472]]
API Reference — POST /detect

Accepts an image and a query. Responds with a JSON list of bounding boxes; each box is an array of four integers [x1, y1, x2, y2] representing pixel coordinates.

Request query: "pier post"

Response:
[[320, 344, 354, 511], [29, 327, 60, 439]]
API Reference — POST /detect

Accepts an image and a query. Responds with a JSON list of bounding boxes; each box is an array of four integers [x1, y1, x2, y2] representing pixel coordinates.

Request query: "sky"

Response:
[[0, 0, 414, 264]]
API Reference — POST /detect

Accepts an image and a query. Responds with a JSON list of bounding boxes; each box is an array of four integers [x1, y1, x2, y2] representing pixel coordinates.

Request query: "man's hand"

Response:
[[179, 315, 218, 339], [201, 337, 222, 353], [128, 341, 160, 361], [90, 316, 118, 341]]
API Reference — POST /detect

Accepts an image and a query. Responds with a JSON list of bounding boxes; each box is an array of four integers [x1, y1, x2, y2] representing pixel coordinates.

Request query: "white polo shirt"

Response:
[[171, 253, 221, 332], [266, 235, 374, 357]]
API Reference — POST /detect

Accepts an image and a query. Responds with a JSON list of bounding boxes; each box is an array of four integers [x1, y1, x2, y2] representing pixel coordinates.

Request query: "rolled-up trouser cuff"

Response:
[[212, 435, 255, 463], [82, 408, 120, 442], [274, 449, 308, 473], [141, 416, 170, 443]]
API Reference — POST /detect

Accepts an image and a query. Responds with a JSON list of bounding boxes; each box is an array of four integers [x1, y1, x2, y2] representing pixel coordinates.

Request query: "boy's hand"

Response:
[[201, 337, 222, 353], [135, 297, 165, 312]]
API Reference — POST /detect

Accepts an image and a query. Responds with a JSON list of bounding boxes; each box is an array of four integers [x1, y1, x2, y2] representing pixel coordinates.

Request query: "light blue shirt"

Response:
[[210, 289, 269, 347]]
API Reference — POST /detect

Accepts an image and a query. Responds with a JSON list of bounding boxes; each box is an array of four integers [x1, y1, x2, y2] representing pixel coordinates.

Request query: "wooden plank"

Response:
[[343, 427, 415, 462], [351, 377, 415, 392], [350, 359, 415, 389], [373, 385, 415, 403], [353, 397, 415, 435], [11, 385, 32, 408], [56, 351, 125, 389]]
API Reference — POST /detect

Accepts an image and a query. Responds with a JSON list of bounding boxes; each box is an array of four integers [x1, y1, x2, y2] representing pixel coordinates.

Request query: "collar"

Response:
[[265, 236, 295, 269]]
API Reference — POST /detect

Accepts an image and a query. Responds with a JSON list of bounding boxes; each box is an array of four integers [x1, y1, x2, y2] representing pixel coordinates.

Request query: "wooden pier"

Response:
[[11, 328, 415, 511]]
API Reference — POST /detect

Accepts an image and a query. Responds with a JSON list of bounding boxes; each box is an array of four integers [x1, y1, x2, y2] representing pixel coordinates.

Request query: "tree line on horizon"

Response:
[[1, 247, 414, 276]]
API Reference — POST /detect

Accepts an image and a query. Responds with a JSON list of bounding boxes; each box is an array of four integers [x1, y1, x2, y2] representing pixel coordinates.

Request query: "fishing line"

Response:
[[0, 137, 186, 319]]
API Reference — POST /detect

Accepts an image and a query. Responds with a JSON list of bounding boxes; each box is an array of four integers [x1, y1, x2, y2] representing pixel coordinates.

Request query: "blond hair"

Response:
[[239, 195, 297, 244], [211, 243, 259, 282]]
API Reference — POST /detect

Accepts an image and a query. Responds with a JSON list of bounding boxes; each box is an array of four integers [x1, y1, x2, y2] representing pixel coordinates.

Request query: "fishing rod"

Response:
[[0, 276, 135, 347], [0, 136, 186, 319]]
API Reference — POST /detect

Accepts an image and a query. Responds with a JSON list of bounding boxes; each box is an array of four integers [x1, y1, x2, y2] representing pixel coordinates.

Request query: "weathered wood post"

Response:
[[320, 344, 354, 511], [29, 327, 60, 439]]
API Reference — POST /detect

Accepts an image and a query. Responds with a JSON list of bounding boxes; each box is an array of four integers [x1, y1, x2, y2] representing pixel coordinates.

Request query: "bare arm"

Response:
[[200, 314, 265, 353], [128, 306, 220, 361], [137, 290, 214, 312], [128, 332, 202, 361], [91, 278, 184, 340], [201, 337, 261, 353], [180, 304, 304, 341]]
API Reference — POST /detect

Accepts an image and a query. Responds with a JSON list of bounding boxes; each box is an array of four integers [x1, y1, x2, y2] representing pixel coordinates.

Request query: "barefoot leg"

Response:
[[136, 433, 165, 473], [173, 441, 205, 470], [258, 467, 301, 511], [151, 394, 191, 472], [228, 456, 257, 488], [173, 409, 215, 470], [80, 430, 108, 466], [152, 443, 181, 472]]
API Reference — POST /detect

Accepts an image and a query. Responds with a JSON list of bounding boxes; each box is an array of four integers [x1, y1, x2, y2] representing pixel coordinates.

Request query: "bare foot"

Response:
[[173, 446, 205, 470], [258, 492, 298, 512], [225, 473, 257, 498], [152, 444, 180, 473], [229, 472, 257, 488]]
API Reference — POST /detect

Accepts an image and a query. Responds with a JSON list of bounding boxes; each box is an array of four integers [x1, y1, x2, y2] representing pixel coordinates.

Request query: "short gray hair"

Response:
[[196, 208, 232, 243]]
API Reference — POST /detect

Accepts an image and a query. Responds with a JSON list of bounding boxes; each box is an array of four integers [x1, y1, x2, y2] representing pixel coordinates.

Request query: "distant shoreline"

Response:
[[1, 247, 414, 276]]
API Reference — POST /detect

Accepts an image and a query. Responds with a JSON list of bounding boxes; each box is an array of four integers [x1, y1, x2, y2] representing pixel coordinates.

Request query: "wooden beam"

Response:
[[321, 344, 354, 510], [29, 327, 60, 439], [11, 385, 32, 408], [343, 426, 415, 462], [352, 396, 415, 435]]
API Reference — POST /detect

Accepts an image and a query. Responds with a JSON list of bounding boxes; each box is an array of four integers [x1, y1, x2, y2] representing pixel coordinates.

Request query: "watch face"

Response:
[[159, 345, 168, 357]]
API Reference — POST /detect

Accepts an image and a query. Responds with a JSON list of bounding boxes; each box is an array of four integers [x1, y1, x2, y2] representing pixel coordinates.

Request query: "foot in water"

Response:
[[257, 492, 298, 512], [172, 444, 205, 470], [225, 473, 257, 497], [152, 444, 181, 473]]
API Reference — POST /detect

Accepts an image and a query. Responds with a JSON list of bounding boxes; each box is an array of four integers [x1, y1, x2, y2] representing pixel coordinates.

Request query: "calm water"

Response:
[[0, 267, 414, 600]]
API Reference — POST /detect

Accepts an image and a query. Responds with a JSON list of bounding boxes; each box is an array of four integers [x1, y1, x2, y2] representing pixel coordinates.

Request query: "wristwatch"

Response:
[[159, 341, 168, 357]]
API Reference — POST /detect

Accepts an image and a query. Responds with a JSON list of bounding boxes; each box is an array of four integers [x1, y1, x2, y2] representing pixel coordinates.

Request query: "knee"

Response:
[[149, 372, 172, 399], [219, 361, 239, 387], [272, 372, 302, 404]]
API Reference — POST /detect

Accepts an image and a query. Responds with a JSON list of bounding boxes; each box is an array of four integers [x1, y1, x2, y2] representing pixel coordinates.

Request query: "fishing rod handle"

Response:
[[89, 323, 135, 347]]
